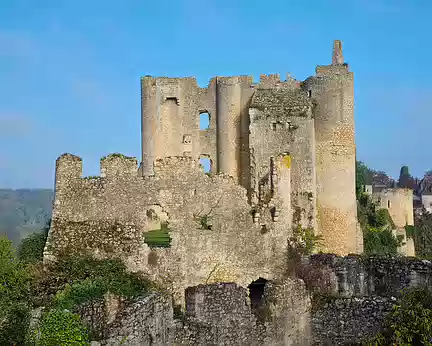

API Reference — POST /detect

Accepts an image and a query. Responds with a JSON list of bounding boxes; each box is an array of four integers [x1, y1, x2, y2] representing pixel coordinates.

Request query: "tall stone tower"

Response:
[[303, 40, 361, 255]]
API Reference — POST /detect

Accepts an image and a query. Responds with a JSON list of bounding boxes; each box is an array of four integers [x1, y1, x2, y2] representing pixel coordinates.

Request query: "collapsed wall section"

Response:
[[249, 83, 316, 231], [46, 154, 290, 303]]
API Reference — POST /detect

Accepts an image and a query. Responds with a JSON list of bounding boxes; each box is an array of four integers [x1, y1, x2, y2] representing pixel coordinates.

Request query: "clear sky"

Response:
[[0, 0, 430, 188]]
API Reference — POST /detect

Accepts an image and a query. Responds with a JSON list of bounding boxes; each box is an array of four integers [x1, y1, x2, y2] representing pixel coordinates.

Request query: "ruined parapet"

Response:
[[54, 153, 83, 185], [100, 154, 138, 179], [262, 278, 312, 345], [302, 40, 358, 255], [249, 85, 316, 231], [141, 76, 201, 176]]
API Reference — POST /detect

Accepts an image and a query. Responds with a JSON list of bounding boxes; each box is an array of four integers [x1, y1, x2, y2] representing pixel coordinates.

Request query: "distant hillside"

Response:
[[0, 189, 53, 246]]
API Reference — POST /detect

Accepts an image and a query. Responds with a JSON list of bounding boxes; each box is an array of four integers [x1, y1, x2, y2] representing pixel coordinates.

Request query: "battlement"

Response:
[[56, 153, 139, 181]]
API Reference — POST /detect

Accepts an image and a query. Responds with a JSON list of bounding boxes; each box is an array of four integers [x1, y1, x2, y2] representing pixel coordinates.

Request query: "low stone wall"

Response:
[[306, 254, 432, 297], [78, 279, 311, 345], [311, 296, 395, 345]]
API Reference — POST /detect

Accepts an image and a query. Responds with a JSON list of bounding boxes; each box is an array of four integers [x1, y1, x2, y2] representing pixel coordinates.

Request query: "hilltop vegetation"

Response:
[[0, 189, 53, 246]]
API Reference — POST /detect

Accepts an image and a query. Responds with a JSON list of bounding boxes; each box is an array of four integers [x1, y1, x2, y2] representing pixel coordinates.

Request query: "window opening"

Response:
[[200, 112, 210, 130], [199, 157, 211, 173]]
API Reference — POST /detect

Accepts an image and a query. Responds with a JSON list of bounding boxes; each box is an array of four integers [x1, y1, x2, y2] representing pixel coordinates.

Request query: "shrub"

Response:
[[17, 231, 47, 265], [38, 309, 90, 345], [287, 225, 322, 263], [363, 227, 400, 256], [369, 287, 432, 345], [0, 236, 29, 304], [53, 278, 107, 310], [0, 303, 30, 345], [0, 236, 31, 344], [34, 256, 152, 308]]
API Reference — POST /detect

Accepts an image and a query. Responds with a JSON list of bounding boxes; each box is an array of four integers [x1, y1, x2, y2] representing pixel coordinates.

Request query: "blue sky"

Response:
[[0, 0, 430, 188]]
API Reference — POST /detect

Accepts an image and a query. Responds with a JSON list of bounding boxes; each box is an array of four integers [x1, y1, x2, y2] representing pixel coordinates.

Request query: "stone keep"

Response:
[[45, 40, 361, 301], [140, 39, 359, 254]]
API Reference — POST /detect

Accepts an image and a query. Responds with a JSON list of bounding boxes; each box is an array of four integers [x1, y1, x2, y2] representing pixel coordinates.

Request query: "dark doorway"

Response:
[[248, 278, 268, 313]]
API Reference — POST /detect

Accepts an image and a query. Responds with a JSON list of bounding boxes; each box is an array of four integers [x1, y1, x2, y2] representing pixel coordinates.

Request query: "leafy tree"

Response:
[[412, 208, 432, 259], [356, 161, 373, 197], [17, 231, 47, 265], [357, 193, 400, 256], [0, 236, 31, 344]]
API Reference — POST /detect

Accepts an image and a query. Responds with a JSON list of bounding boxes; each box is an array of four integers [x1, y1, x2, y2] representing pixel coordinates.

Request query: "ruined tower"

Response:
[[303, 40, 360, 254], [139, 40, 360, 255]]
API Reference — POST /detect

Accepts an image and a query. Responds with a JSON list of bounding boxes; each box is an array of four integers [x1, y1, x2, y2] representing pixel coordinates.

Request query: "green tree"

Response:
[[0, 236, 31, 344], [370, 287, 432, 345], [356, 161, 373, 197], [413, 209, 432, 259]]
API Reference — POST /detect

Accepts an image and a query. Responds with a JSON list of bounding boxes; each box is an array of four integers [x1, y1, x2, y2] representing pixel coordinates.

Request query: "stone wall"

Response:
[[46, 154, 292, 303], [80, 280, 311, 346], [249, 85, 316, 230], [305, 254, 432, 344], [312, 296, 394, 345], [305, 254, 432, 297]]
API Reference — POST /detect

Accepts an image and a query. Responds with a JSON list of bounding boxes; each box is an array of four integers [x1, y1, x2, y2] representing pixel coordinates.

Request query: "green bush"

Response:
[[38, 309, 90, 346], [369, 287, 432, 345], [0, 236, 29, 303], [0, 302, 30, 345], [363, 227, 400, 256], [0, 236, 31, 344], [46, 256, 152, 308], [53, 278, 107, 310], [17, 231, 47, 264]]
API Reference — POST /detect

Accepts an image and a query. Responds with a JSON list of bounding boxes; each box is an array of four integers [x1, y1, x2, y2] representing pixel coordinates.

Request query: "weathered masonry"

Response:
[[45, 40, 362, 301]]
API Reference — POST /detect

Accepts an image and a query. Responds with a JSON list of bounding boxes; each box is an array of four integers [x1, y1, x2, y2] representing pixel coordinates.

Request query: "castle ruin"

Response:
[[44, 40, 362, 301]]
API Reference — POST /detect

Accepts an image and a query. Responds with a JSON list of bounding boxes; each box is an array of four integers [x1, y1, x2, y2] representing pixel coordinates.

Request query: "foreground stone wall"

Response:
[[306, 254, 432, 297], [312, 296, 394, 345], [307, 254, 432, 345], [79, 280, 311, 346]]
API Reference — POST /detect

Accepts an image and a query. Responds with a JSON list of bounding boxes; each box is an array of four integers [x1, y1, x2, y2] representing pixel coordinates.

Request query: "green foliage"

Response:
[[53, 278, 107, 310], [0, 236, 29, 303], [143, 222, 172, 247], [357, 192, 401, 256], [287, 225, 322, 270], [369, 287, 432, 345], [17, 231, 47, 265], [101, 153, 134, 161], [356, 161, 373, 197], [53, 256, 152, 297], [38, 309, 90, 346], [194, 214, 212, 230], [0, 302, 31, 345], [363, 227, 400, 256], [0, 236, 31, 344], [413, 209, 432, 258]]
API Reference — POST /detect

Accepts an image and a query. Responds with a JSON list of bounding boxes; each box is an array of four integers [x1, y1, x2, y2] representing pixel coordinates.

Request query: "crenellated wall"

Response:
[[45, 154, 297, 303]]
